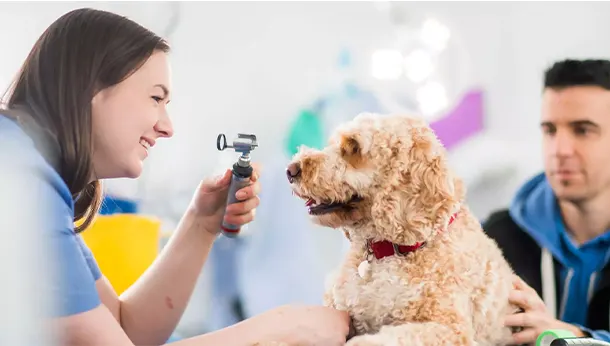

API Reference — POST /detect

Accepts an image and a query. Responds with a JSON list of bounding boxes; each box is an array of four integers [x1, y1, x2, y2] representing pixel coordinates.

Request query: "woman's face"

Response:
[[91, 51, 173, 180]]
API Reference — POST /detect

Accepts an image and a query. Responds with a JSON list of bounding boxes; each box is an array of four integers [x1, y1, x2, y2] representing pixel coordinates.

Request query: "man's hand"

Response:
[[505, 275, 585, 344]]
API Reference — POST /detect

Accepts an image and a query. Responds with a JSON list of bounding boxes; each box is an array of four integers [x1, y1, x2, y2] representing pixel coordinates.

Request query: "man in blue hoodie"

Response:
[[484, 59, 610, 344]]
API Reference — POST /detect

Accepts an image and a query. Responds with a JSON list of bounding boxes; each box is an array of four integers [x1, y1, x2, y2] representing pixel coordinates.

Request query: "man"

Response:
[[484, 59, 610, 344]]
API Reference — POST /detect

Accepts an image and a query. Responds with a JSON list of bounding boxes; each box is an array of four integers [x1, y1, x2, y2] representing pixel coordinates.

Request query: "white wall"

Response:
[[3, 2, 610, 220], [3, 1, 610, 336]]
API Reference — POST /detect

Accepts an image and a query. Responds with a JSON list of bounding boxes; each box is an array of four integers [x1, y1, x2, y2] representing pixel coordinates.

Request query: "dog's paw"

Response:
[[345, 334, 385, 346]]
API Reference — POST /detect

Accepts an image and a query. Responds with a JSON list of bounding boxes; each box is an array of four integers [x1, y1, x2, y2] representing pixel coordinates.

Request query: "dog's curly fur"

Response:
[[283, 113, 518, 346]]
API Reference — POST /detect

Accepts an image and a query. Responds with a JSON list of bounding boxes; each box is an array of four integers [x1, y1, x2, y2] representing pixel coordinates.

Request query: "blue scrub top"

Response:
[[0, 114, 102, 317]]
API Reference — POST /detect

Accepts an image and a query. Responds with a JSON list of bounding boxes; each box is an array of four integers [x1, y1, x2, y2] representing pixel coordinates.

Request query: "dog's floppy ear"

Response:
[[371, 123, 459, 244]]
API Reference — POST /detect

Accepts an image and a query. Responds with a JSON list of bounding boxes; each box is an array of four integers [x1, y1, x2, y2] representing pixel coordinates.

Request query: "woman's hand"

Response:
[[505, 275, 585, 344], [188, 164, 261, 236], [245, 305, 351, 346]]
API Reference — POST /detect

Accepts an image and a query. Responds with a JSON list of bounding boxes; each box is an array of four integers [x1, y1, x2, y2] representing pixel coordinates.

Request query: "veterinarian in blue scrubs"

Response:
[[0, 8, 349, 346], [484, 59, 610, 344]]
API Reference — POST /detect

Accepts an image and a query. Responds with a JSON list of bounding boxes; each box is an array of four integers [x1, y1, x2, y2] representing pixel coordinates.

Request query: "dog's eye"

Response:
[[340, 135, 366, 168], [340, 136, 360, 157]]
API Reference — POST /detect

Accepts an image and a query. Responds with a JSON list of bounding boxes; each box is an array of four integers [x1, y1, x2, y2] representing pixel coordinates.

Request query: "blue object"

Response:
[[99, 195, 139, 215], [338, 47, 351, 68], [0, 115, 102, 317]]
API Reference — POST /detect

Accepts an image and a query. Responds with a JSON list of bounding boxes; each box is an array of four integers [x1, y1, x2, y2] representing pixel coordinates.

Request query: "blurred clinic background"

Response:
[[2, 0, 610, 342]]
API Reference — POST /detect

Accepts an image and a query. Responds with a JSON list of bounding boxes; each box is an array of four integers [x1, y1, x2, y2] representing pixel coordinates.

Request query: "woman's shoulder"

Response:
[[1, 114, 102, 316], [0, 114, 75, 217]]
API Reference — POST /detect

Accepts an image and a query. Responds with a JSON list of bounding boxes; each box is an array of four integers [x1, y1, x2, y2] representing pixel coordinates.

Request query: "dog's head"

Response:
[[286, 112, 464, 244]]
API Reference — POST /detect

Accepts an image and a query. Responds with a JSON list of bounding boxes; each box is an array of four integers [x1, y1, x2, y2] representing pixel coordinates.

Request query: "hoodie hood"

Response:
[[509, 172, 577, 268], [509, 172, 610, 324]]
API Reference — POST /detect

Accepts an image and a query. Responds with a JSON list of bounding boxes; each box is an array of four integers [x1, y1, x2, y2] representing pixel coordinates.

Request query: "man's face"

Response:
[[541, 86, 610, 203]]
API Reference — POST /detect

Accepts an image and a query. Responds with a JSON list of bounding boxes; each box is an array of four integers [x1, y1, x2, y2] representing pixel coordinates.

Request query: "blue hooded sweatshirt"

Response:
[[509, 172, 610, 340]]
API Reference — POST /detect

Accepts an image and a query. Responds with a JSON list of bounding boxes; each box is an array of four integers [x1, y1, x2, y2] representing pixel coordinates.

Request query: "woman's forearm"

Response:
[[118, 208, 217, 345], [167, 317, 270, 346]]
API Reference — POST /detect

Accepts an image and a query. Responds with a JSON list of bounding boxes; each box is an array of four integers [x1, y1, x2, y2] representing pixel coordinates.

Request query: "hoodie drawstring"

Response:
[[541, 248, 603, 324], [588, 272, 598, 303], [541, 248, 558, 318], [559, 269, 574, 319]]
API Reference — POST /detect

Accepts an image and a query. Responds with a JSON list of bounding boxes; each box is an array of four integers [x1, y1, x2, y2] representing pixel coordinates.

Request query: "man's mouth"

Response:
[[303, 195, 363, 215]]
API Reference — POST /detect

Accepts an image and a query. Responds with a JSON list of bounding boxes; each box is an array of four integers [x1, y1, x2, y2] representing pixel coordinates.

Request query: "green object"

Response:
[[536, 329, 577, 346], [285, 108, 325, 157]]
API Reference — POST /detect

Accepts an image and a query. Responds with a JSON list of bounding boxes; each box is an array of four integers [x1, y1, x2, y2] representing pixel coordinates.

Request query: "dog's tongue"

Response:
[[306, 199, 315, 207]]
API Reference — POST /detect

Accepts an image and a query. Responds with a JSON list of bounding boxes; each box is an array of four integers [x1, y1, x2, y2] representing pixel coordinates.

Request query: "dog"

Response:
[[285, 112, 518, 346]]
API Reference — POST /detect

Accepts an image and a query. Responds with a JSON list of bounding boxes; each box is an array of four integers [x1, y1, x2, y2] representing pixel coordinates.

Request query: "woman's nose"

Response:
[[154, 113, 174, 138]]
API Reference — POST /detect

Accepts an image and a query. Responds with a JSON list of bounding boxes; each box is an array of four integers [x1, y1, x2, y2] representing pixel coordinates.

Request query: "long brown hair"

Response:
[[1, 8, 170, 233]]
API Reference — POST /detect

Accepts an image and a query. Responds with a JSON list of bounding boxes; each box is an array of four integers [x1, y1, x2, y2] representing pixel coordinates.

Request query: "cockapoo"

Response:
[[283, 113, 518, 346]]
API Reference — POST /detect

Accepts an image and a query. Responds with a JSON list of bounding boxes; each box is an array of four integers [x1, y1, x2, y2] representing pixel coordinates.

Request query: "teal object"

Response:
[[536, 329, 576, 346], [284, 47, 385, 158], [285, 108, 325, 157]]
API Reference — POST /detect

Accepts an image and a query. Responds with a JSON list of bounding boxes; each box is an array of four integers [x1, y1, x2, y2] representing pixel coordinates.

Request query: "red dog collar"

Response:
[[367, 213, 458, 260]]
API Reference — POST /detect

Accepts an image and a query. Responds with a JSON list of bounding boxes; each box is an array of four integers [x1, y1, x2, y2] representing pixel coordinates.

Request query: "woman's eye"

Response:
[[152, 96, 163, 103]]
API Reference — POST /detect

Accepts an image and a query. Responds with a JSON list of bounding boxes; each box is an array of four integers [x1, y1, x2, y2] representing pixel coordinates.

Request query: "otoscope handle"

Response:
[[551, 338, 610, 346], [220, 163, 253, 237]]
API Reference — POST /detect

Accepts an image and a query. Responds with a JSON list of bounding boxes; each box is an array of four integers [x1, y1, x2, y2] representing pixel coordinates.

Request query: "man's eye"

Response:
[[574, 126, 589, 135], [542, 127, 555, 135]]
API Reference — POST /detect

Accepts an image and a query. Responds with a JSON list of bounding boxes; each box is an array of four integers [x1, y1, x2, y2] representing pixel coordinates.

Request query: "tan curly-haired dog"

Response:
[[283, 113, 518, 346]]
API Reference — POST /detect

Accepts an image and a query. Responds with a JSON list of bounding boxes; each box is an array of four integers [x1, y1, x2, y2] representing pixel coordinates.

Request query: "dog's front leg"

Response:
[[323, 288, 336, 308], [345, 322, 476, 346]]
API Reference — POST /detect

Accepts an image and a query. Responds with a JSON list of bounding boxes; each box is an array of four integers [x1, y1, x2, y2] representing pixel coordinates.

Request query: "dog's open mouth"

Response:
[[304, 195, 363, 215]]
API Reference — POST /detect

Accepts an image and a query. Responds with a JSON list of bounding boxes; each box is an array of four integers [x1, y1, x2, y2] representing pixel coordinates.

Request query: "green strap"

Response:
[[536, 329, 577, 346]]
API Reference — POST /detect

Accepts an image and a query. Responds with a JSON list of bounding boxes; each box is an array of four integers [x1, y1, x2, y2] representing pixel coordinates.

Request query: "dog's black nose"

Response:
[[286, 162, 301, 183]]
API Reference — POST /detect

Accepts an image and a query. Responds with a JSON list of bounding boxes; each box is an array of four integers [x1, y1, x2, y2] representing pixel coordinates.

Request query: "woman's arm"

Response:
[[116, 209, 216, 345], [99, 168, 260, 344], [53, 301, 351, 346], [52, 303, 263, 346]]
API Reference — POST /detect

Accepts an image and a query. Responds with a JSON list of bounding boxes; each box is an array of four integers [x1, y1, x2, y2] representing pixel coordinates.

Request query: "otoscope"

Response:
[[216, 133, 258, 238], [537, 329, 610, 346]]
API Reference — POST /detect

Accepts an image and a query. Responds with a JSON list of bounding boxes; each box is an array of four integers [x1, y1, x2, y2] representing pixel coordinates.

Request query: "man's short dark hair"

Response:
[[544, 59, 610, 91]]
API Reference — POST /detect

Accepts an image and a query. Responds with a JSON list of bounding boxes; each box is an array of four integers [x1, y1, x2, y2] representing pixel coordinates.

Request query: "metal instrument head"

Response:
[[217, 133, 258, 155]]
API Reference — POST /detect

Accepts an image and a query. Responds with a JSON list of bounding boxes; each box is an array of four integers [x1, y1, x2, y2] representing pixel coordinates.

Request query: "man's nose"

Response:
[[286, 161, 301, 183], [550, 132, 576, 157]]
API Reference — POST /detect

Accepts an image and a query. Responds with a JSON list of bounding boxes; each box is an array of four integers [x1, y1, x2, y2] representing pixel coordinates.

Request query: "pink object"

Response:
[[430, 89, 485, 150]]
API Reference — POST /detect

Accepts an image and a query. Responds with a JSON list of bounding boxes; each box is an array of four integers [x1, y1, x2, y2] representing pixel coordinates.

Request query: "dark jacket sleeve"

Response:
[[481, 209, 544, 296]]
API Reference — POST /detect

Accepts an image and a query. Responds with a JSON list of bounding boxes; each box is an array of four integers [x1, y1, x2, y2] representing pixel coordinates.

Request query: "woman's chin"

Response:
[[120, 160, 144, 179]]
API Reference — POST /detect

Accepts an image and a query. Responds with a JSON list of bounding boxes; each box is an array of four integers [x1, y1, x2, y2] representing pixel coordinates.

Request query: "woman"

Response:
[[0, 8, 349, 346]]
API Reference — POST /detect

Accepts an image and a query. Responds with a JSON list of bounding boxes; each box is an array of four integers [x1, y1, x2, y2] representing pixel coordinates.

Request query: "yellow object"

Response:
[[81, 214, 161, 295]]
